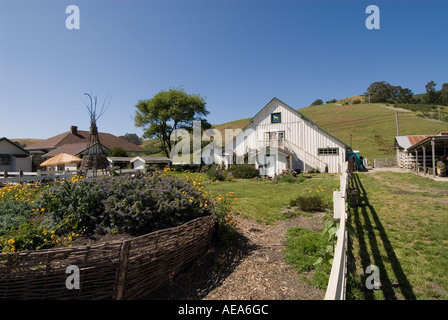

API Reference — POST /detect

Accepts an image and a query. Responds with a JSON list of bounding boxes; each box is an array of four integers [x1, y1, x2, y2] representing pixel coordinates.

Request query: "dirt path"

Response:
[[148, 212, 326, 300]]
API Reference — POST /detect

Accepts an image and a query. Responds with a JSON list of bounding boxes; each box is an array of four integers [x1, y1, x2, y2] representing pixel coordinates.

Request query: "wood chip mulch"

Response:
[[148, 211, 326, 300]]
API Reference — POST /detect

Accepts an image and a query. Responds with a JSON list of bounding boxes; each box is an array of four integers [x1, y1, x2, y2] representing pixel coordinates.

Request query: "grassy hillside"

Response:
[[140, 102, 448, 161], [10, 139, 42, 148], [299, 103, 448, 161]]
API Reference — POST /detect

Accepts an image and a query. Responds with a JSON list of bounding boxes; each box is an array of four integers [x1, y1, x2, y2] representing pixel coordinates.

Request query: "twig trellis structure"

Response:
[[80, 92, 111, 174]]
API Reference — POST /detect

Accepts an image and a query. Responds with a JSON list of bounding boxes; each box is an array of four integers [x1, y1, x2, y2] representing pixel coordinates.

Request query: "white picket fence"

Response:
[[324, 161, 350, 300]]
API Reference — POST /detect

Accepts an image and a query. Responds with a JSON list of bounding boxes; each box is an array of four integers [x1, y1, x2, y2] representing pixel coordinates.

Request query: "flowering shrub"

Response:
[[101, 172, 210, 235], [41, 172, 211, 236], [212, 192, 240, 245]]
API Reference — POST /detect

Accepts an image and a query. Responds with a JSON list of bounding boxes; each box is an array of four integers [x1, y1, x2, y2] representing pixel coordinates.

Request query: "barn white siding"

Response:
[[228, 98, 348, 176]]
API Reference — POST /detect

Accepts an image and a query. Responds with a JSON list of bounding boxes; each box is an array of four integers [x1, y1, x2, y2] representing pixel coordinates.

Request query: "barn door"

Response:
[[259, 153, 276, 177]]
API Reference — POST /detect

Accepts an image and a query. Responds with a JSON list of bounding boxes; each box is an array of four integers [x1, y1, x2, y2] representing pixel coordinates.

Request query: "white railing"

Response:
[[324, 161, 350, 300], [0, 170, 77, 183]]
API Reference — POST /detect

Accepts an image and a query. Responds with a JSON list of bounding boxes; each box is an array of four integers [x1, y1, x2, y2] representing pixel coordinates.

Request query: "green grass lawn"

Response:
[[202, 173, 340, 224], [347, 171, 448, 300]]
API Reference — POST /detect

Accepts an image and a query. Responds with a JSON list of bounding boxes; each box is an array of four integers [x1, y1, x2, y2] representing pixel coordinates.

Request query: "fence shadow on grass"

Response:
[[347, 173, 416, 300]]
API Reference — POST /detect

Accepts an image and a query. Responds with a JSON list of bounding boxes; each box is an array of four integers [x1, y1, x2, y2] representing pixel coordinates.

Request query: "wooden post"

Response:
[[432, 138, 436, 178], [423, 145, 426, 175], [113, 240, 131, 300], [415, 150, 419, 173]]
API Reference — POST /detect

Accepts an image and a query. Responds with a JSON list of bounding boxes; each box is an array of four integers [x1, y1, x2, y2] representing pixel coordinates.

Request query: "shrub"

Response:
[[41, 172, 211, 236], [291, 195, 327, 212], [101, 173, 210, 235], [226, 164, 259, 179], [212, 193, 239, 246], [275, 169, 305, 183], [207, 166, 226, 181]]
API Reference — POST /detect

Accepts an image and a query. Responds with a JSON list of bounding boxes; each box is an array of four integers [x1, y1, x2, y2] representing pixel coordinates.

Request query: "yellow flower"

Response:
[[43, 230, 47, 235], [8, 239, 15, 244]]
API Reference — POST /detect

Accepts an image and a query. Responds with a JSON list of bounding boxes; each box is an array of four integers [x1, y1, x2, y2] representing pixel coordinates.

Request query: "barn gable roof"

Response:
[[244, 97, 350, 149]]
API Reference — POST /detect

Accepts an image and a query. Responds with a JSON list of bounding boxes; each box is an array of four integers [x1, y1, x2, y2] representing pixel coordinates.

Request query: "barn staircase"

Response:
[[284, 140, 326, 172]]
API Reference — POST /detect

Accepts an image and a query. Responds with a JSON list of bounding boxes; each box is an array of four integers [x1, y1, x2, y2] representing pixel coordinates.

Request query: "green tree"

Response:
[[134, 88, 210, 157], [396, 87, 414, 104], [108, 147, 128, 157], [365, 81, 396, 103], [422, 81, 440, 104], [439, 82, 448, 106], [311, 99, 323, 106], [119, 133, 142, 145]]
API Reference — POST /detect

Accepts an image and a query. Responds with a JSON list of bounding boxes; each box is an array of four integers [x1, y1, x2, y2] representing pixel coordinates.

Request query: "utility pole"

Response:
[[395, 111, 400, 136]]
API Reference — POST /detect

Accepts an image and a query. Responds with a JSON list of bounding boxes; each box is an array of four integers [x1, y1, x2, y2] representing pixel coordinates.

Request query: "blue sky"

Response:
[[1, 0, 447, 139]]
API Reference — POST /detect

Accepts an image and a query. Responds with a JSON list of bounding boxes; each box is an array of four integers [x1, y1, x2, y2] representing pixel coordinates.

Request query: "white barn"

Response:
[[224, 97, 350, 176]]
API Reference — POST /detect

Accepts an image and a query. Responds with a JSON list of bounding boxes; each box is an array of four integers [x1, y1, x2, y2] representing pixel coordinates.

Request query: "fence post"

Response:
[[113, 240, 131, 300], [3, 170, 7, 178]]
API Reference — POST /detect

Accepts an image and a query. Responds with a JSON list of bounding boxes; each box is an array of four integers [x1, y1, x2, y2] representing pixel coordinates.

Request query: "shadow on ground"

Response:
[[346, 173, 416, 300]]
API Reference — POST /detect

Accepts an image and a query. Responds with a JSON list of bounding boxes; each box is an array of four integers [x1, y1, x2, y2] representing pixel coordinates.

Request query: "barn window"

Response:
[[265, 131, 285, 147], [0, 154, 11, 165], [318, 148, 339, 155], [271, 112, 281, 123]]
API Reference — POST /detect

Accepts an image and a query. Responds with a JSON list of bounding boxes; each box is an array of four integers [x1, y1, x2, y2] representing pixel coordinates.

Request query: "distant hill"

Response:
[[10, 139, 42, 148], [299, 103, 447, 161], [210, 102, 447, 161], [137, 100, 448, 161]]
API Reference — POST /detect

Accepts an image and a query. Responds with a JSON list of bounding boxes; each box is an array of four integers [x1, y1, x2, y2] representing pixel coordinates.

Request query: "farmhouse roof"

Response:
[[0, 137, 30, 155], [41, 142, 109, 158], [26, 126, 146, 153]]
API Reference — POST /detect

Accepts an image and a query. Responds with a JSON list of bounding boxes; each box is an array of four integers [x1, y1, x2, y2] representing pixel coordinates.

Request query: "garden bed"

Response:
[[0, 213, 215, 299]]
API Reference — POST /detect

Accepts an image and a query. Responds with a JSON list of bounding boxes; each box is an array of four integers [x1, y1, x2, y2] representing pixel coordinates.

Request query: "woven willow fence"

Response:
[[0, 214, 215, 300]]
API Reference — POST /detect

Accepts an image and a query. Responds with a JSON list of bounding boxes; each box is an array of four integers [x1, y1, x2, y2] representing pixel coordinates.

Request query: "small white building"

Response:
[[131, 156, 172, 170], [224, 97, 350, 176], [0, 137, 32, 173]]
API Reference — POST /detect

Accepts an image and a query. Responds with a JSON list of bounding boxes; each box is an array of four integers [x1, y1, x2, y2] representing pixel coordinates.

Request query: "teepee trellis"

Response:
[[80, 92, 111, 174]]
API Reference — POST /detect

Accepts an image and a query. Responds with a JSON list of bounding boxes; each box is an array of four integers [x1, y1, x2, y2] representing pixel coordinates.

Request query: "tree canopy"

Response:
[[134, 88, 210, 157]]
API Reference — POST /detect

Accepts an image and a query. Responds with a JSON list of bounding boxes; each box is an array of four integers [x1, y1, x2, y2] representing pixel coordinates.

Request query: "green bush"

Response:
[[291, 195, 327, 212], [41, 172, 212, 236], [207, 166, 226, 181], [226, 164, 259, 179]]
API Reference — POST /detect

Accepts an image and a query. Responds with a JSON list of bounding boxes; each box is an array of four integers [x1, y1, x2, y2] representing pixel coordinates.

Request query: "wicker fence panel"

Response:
[[0, 214, 215, 300]]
